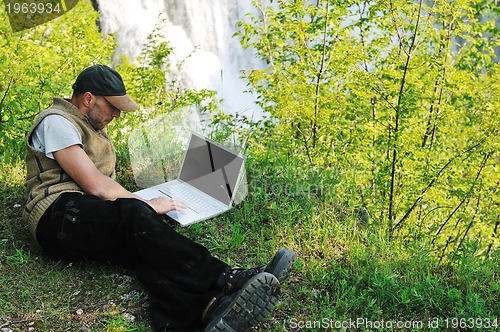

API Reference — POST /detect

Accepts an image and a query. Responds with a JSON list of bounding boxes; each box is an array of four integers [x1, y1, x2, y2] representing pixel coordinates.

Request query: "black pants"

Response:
[[36, 192, 229, 331]]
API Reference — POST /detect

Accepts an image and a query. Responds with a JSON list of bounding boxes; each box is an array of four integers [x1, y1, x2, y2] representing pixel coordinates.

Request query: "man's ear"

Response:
[[82, 92, 94, 108]]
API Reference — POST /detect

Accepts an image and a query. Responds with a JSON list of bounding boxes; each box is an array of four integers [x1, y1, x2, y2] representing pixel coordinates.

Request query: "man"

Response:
[[23, 64, 297, 331]]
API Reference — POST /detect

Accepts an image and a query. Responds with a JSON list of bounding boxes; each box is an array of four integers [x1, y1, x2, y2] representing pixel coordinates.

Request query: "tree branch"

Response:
[[0, 76, 15, 121], [394, 137, 488, 230], [388, 0, 424, 237]]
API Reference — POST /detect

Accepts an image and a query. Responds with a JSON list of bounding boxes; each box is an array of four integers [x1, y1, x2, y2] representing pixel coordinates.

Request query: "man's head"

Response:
[[72, 64, 139, 112], [71, 65, 139, 130]]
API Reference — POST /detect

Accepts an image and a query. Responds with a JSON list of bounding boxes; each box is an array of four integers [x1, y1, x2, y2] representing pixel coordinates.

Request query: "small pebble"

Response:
[[122, 313, 135, 322]]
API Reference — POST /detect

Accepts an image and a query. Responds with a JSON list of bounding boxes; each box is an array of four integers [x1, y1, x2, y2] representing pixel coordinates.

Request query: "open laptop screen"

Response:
[[179, 133, 244, 206]]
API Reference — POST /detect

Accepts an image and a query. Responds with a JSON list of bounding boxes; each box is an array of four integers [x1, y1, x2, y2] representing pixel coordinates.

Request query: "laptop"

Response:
[[134, 132, 246, 226]]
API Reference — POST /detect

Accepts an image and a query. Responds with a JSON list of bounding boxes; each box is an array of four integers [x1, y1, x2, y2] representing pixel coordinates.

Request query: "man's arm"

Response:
[[53, 145, 185, 214]]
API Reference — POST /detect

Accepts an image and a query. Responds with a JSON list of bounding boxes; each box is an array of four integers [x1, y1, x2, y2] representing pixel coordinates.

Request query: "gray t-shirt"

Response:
[[30, 114, 82, 159]]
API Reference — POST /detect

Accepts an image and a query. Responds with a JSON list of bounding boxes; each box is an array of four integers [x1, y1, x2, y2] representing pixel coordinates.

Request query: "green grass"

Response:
[[1, 161, 499, 331]]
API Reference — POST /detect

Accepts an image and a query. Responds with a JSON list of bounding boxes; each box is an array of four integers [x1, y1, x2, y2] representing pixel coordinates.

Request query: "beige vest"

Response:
[[23, 98, 116, 240]]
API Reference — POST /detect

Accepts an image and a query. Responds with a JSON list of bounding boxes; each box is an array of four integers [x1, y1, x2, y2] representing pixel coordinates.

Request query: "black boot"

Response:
[[203, 272, 280, 332], [216, 248, 297, 294]]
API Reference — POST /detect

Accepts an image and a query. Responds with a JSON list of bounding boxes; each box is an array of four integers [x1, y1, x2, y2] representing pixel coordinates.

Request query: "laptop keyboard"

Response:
[[160, 185, 216, 213]]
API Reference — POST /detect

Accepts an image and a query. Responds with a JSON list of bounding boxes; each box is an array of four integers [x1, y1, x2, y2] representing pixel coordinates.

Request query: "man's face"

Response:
[[86, 95, 121, 130]]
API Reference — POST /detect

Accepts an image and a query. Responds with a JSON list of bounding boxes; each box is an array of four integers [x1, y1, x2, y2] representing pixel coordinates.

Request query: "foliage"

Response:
[[0, 0, 116, 163], [236, 0, 500, 258]]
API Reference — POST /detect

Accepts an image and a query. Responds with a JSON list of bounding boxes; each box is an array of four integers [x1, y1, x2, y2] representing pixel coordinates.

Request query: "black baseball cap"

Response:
[[72, 64, 139, 112]]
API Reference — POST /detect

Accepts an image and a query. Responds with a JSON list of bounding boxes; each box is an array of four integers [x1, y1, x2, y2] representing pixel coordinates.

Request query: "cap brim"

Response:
[[104, 95, 139, 112]]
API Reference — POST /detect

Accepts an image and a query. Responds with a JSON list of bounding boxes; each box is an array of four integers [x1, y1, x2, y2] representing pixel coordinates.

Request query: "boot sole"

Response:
[[204, 272, 280, 332], [265, 249, 297, 284]]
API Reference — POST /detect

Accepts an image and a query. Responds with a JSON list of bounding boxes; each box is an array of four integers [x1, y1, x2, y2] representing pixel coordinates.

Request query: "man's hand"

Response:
[[146, 197, 187, 215]]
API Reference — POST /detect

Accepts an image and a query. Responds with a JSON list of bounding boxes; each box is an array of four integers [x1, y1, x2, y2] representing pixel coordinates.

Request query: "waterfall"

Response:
[[96, 0, 261, 117]]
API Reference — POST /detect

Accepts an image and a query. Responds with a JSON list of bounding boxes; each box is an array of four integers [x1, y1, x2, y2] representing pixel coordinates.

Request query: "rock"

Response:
[[122, 313, 135, 323], [120, 290, 140, 301]]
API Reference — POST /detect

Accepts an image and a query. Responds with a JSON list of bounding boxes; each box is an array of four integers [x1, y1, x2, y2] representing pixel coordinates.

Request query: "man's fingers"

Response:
[[171, 198, 187, 210]]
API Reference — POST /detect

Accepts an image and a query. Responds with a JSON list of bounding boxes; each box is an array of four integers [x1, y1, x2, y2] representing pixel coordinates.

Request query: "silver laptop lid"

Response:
[[178, 132, 245, 206]]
